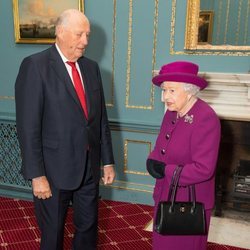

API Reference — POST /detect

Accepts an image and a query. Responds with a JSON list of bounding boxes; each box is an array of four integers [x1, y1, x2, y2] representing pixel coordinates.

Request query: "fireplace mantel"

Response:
[[199, 72, 250, 121], [156, 71, 250, 122]]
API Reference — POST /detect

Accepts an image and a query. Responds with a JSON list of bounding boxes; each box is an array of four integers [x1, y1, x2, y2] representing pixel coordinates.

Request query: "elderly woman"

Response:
[[147, 61, 221, 250]]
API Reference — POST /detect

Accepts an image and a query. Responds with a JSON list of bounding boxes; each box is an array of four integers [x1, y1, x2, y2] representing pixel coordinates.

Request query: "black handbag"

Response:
[[154, 165, 207, 235]]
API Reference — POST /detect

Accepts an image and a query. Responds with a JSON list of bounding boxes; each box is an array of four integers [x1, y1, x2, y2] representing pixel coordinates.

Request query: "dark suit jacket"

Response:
[[15, 45, 114, 190]]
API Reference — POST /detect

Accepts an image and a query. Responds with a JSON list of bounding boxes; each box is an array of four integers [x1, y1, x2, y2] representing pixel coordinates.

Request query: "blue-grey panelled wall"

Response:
[[0, 0, 249, 205]]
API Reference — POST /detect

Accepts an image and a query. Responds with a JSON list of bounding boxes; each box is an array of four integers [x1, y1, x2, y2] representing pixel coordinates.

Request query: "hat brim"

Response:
[[152, 73, 208, 90]]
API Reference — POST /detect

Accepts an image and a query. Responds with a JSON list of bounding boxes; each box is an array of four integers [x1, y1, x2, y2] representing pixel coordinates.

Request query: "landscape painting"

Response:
[[13, 0, 84, 44]]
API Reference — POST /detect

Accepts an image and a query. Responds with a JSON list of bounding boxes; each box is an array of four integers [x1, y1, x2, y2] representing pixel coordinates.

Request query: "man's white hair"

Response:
[[55, 9, 89, 35]]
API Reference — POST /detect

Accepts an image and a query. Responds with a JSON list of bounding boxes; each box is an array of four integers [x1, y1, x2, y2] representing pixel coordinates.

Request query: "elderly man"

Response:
[[15, 9, 115, 250]]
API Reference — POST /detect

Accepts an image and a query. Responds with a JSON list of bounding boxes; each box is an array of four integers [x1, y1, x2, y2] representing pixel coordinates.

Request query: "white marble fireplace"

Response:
[[198, 72, 250, 122]]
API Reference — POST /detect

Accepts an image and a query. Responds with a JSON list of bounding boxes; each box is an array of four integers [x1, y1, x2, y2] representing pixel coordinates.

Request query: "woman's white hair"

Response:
[[160, 81, 200, 96], [182, 83, 200, 96]]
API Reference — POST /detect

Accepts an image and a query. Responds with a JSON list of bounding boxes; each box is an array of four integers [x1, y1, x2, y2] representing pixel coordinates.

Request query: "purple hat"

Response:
[[152, 61, 207, 90]]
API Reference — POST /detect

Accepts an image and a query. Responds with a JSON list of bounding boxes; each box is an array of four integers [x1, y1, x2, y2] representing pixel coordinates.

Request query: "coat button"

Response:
[[161, 149, 166, 155], [172, 120, 176, 124], [165, 134, 170, 140]]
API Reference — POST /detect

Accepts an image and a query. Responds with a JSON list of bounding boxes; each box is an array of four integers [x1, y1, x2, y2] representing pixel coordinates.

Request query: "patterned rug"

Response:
[[0, 196, 248, 250]]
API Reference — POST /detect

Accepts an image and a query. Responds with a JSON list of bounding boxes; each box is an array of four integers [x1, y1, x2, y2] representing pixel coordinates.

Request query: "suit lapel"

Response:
[[49, 45, 87, 120]]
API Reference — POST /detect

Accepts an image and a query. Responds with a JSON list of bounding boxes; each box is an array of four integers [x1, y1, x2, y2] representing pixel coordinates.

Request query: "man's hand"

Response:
[[102, 165, 115, 185], [32, 176, 52, 199]]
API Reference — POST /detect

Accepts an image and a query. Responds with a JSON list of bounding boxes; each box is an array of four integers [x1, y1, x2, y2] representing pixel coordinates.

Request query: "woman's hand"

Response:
[[146, 159, 166, 179]]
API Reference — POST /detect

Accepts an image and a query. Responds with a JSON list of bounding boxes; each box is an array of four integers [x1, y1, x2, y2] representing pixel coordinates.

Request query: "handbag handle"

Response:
[[167, 165, 183, 201], [188, 185, 197, 213], [168, 165, 197, 214]]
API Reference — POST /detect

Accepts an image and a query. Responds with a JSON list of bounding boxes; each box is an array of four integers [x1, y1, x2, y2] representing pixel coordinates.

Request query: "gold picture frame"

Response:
[[184, 0, 250, 53], [198, 11, 213, 44], [13, 0, 84, 44]]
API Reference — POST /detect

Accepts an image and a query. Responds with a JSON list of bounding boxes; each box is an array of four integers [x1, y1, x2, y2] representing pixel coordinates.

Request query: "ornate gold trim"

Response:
[[169, 0, 177, 55], [215, 0, 223, 44], [111, 126, 158, 134], [106, 0, 116, 107], [124, 139, 152, 175], [236, 0, 243, 45], [100, 179, 154, 193], [244, 0, 250, 45], [184, 0, 200, 49], [0, 96, 15, 100], [151, 0, 159, 110], [125, 0, 158, 109], [223, 0, 230, 44], [100, 182, 153, 193], [112, 179, 153, 188]]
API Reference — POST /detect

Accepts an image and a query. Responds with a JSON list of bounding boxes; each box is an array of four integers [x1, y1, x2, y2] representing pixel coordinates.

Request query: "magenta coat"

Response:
[[148, 98, 221, 250]]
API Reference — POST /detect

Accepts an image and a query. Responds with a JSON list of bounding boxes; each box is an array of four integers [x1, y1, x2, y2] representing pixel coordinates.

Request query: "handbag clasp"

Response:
[[180, 206, 185, 213]]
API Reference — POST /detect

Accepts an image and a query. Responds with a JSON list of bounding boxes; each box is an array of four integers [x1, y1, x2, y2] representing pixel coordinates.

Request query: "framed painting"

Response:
[[198, 11, 214, 44], [13, 0, 84, 44]]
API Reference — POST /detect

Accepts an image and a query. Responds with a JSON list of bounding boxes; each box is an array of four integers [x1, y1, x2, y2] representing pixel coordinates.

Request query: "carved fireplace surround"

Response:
[[198, 72, 250, 122]]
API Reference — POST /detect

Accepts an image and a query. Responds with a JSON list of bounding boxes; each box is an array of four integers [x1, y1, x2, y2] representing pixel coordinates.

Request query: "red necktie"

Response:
[[67, 61, 88, 119]]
